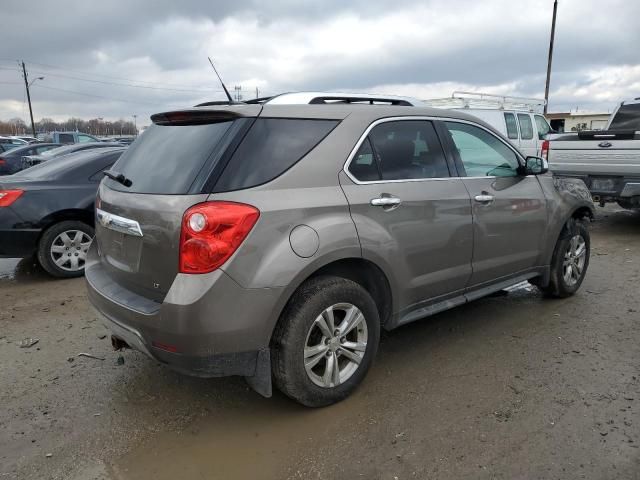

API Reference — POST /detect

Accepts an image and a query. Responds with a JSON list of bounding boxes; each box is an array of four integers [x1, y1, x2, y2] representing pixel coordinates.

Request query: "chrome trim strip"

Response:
[[96, 208, 143, 237], [341, 115, 525, 185]]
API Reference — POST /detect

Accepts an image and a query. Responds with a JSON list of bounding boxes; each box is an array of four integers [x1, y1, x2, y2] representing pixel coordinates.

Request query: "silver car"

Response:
[[86, 93, 594, 407]]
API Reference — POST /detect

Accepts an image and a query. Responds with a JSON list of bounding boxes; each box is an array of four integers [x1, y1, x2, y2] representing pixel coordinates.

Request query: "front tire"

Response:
[[37, 221, 94, 278], [271, 276, 380, 407], [542, 218, 590, 298]]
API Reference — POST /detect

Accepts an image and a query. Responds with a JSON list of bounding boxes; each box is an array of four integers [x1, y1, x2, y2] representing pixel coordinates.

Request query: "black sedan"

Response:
[[22, 142, 123, 168], [0, 147, 125, 277], [0, 143, 61, 175]]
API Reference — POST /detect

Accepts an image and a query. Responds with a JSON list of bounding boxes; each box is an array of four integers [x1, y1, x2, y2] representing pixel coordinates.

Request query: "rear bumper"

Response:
[[85, 243, 285, 379]]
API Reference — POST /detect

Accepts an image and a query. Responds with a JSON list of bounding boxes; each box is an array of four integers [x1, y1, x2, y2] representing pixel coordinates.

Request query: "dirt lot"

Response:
[[1, 205, 639, 480]]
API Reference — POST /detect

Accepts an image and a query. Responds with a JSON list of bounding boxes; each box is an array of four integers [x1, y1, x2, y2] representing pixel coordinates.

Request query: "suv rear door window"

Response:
[[106, 121, 235, 194], [362, 120, 449, 181], [504, 113, 519, 139], [214, 118, 338, 192], [348, 138, 380, 182], [517, 114, 534, 140], [58, 133, 75, 143]]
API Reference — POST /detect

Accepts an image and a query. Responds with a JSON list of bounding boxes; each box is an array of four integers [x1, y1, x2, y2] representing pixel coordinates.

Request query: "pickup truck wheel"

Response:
[[542, 218, 590, 298], [271, 276, 380, 407], [37, 221, 94, 278]]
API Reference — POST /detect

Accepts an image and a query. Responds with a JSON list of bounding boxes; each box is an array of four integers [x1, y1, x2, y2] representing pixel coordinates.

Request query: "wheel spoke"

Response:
[[339, 347, 361, 365], [322, 352, 336, 387], [73, 231, 84, 243], [51, 245, 65, 254], [59, 232, 72, 246], [69, 255, 79, 270], [304, 343, 328, 359], [305, 350, 327, 370], [55, 256, 68, 267], [315, 315, 333, 338], [341, 340, 367, 352], [322, 308, 336, 333], [339, 306, 364, 336]]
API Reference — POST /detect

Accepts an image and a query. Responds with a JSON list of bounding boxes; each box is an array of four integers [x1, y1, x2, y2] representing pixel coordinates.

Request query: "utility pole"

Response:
[[21, 61, 37, 137], [132, 115, 137, 136], [543, 0, 558, 115], [255, 87, 259, 99]]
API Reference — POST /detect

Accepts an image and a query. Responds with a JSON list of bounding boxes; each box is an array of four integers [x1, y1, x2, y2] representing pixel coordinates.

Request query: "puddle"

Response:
[[0, 256, 49, 282], [111, 390, 368, 480]]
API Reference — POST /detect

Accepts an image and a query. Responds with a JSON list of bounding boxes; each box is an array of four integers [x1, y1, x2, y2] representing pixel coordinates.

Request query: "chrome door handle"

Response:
[[370, 196, 402, 207], [474, 194, 495, 204]]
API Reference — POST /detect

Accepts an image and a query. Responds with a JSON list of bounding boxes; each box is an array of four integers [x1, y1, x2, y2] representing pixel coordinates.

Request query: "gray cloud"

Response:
[[1, 0, 638, 123]]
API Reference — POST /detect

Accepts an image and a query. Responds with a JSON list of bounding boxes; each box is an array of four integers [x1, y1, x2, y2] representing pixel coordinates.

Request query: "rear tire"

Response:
[[271, 276, 380, 407], [541, 218, 590, 298], [37, 221, 94, 278]]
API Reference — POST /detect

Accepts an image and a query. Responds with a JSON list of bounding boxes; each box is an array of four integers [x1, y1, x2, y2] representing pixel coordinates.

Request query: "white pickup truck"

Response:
[[547, 98, 640, 210]]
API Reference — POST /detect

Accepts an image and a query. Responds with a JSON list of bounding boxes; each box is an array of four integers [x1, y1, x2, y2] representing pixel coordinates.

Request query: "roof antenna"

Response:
[[208, 57, 234, 104]]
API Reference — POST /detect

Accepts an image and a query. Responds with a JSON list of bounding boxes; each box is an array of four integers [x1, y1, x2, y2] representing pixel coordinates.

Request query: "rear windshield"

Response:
[[18, 149, 122, 180], [609, 103, 640, 131], [106, 121, 234, 194]]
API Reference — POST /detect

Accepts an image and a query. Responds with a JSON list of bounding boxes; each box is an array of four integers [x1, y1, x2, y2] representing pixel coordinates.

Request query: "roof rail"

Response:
[[264, 92, 423, 106], [423, 91, 546, 113]]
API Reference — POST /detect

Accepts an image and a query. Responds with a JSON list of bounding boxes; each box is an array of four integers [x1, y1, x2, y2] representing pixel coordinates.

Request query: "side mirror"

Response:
[[524, 156, 549, 175]]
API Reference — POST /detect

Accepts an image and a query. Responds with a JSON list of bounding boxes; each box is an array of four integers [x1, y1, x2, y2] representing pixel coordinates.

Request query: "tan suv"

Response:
[[86, 93, 594, 406]]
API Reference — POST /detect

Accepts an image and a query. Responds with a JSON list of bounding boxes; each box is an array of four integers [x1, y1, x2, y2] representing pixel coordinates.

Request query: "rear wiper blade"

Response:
[[103, 170, 132, 187]]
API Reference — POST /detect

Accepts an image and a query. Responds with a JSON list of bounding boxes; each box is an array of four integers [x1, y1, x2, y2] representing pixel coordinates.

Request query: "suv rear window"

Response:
[[214, 118, 338, 192], [106, 121, 235, 194]]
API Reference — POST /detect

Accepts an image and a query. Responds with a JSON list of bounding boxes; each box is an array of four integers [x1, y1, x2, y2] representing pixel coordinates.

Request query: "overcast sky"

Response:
[[1, 0, 638, 125]]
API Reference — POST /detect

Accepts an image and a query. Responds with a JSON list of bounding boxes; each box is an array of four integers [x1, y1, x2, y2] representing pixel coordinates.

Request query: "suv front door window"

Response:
[[443, 120, 547, 287]]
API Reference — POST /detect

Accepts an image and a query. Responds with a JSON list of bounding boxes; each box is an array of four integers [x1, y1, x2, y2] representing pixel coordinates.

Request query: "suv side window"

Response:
[[517, 114, 534, 140], [355, 120, 449, 181], [504, 113, 519, 139], [348, 138, 380, 182], [77, 134, 94, 143], [534, 115, 551, 139], [215, 118, 338, 192], [444, 121, 520, 177], [58, 133, 75, 143]]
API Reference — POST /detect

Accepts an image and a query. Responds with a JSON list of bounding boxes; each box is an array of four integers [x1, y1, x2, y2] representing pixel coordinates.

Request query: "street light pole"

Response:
[[544, 0, 559, 115], [132, 115, 137, 136]]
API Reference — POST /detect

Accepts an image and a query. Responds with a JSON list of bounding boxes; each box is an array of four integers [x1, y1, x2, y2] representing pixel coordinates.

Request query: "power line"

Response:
[[22, 60, 221, 90], [28, 69, 223, 93], [32, 84, 161, 106]]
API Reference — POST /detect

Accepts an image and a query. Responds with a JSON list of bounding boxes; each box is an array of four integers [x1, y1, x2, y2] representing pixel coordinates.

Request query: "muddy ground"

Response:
[[1, 205, 639, 480]]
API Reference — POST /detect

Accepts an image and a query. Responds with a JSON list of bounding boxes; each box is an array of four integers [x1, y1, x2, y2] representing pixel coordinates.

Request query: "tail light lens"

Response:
[[179, 201, 259, 274], [541, 140, 549, 160], [0, 189, 23, 207], [0, 158, 5, 165]]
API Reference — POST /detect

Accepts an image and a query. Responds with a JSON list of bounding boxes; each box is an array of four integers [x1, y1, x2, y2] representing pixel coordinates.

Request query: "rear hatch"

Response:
[[95, 106, 260, 302]]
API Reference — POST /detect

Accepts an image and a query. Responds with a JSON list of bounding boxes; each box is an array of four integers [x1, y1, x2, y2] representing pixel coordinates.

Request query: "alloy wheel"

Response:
[[563, 234, 586, 286], [303, 303, 368, 388]]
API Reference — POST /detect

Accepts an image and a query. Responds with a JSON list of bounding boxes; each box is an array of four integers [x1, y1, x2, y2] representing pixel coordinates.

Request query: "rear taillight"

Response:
[[179, 201, 260, 274], [541, 140, 549, 160], [0, 189, 23, 207], [0, 158, 5, 165]]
